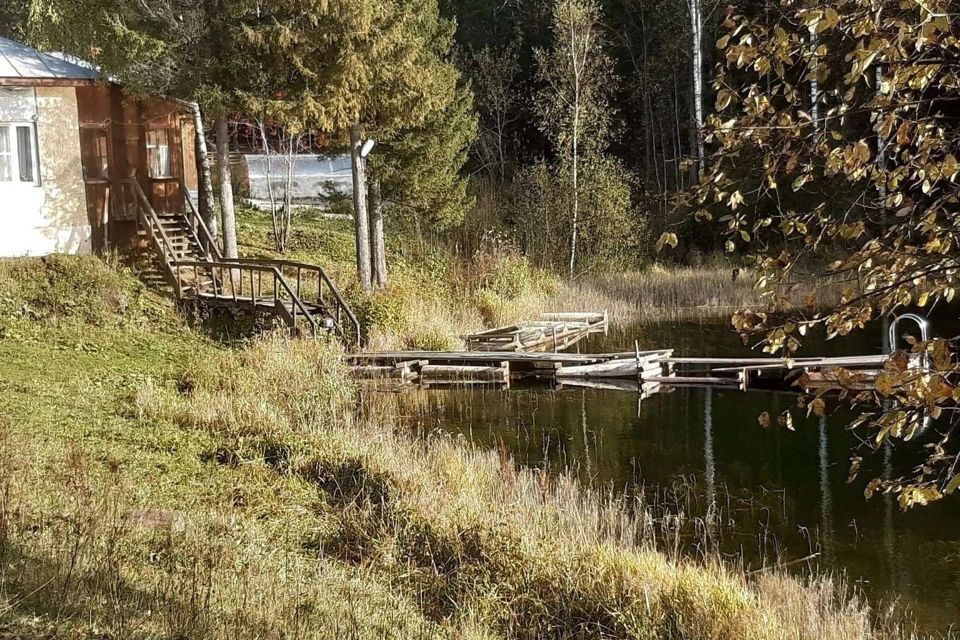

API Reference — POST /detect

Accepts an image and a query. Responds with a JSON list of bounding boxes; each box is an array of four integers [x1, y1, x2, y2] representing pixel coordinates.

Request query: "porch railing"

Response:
[[172, 259, 320, 338], [124, 177, 360, 344]]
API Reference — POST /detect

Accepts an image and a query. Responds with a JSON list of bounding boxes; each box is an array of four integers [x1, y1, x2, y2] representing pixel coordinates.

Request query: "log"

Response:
[[645, 375, 743, 386], [558, 379, 643, 392]]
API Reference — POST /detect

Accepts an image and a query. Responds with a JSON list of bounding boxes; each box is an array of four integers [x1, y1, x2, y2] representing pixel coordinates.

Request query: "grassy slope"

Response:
[[0, 257, 439, 638], [0, 255, 908, 639], [235, 208, 777, 350]]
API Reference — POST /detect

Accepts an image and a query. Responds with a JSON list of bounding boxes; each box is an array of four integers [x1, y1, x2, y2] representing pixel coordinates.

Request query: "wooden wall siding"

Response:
[[75, 85, 192, 250]]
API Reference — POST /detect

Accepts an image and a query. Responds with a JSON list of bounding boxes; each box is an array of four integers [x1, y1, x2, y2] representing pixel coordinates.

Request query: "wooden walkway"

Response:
[[347, 349, 892, 394], [463, 312, 607, 352], [129, 177, 360, 344]]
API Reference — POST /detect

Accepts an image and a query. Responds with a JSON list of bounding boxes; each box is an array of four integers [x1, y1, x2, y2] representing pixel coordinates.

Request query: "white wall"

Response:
[[0, 85, 90, 257]]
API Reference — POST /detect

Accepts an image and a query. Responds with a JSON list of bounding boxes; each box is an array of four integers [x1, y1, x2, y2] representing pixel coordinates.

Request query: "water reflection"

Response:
[[704, 388, 716, 519], [819, 415, 834, 564], [383, 319, 960, 633]]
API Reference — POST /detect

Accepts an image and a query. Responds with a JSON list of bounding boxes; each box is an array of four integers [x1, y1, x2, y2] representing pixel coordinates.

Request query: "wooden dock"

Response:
[[347, 349, 894, 394], [463, 312, 608, 352]]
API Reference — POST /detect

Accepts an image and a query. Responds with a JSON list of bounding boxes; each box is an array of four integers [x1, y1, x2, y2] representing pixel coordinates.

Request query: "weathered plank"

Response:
[[555, 357, 660, 379], [464, 312, 608, 353], [420, 363, 510, 386]]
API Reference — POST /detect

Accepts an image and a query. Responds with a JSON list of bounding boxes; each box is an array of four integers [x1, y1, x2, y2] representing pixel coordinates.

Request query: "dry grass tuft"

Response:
[[551, 265, 845, 327]]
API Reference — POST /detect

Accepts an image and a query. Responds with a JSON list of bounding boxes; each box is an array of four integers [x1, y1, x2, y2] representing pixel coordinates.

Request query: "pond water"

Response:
[[382, 319, 960, 633]]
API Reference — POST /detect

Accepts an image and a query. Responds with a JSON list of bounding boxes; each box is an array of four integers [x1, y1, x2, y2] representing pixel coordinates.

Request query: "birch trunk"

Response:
[[350, 122, 372, 291], [215, 115, 238, 259], [369, 177, 388, 288], [189, 102, 217, 241], [811, 31, 821, 133], [875, 66, 887, 228], [256, 118, 280, 250], [282, 134, 296, 253], [688, 0, 706, 179], [568, 22, 581, 278]]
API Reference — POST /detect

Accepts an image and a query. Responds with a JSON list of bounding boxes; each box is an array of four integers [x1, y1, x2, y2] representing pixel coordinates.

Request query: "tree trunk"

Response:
[[190, 101, 217, 241], [282, 134, 296, 253], [215, 115, 238, 259], [350, 122, 372, 291], [688, 0, 706, 179], [875, 65, 887, 228], [369, 177, 387, 288], [569, 24, 581, 278], [811, 31, 821, 133], [256, 118, 280, 250]]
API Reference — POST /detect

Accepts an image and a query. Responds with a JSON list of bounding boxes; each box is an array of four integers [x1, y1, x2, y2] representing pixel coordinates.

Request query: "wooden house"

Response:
[[0, 36, 198, 256]]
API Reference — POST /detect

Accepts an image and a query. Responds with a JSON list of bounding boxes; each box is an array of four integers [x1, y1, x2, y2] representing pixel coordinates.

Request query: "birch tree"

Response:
[[690, 0, 960, 508], [252, 120, 301, 253], [535, 0, 615, 276], [685, 0, 706, 179]]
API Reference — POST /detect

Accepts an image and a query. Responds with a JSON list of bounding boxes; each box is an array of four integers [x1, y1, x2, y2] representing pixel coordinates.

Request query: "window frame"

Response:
[[80, 125, 111, 183], [145, 128, 174, 179], [0, 122, 40, 187]]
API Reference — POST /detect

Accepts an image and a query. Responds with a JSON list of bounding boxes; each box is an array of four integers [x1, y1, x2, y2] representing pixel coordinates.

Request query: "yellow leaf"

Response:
[[715, 89, 735, 111], [946, 474, 960, 495], [656, 232, 678, 252], [809, 397, 826, 417]]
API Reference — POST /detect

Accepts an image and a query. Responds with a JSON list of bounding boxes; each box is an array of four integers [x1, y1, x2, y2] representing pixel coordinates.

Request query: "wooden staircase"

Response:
[[126, 178, 361, 344]]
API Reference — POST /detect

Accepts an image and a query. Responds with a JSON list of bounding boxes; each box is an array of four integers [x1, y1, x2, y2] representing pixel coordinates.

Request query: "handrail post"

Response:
[[889, 313, 931, 370]]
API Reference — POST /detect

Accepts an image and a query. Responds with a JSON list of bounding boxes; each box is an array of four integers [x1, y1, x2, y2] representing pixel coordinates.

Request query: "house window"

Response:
[[146, 129, 172, 178], [0, 123, 39, 185], [80, 128, 110, 181]]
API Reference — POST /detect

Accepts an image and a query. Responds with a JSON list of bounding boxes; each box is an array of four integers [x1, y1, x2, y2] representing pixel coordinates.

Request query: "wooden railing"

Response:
[[179, 180, 223, 261], [127, 178, 181, 290], [126, 178, 361, 345], [172, 260, 320, 338], [218, 257, 361, 343]]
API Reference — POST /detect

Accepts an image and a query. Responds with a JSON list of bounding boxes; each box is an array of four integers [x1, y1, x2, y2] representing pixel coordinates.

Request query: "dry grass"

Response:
[[130, 341, 914, 639], [552, 265, 847, 328], [235, 207, 849, 346], [0, 255, 917, 640]]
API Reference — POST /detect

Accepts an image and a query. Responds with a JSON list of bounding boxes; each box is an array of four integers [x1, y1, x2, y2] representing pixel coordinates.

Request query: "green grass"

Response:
[[0, 255, 915, 639]]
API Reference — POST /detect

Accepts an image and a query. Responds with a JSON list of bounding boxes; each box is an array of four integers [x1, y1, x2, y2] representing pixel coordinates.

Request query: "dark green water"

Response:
[[390, 320, 960, 633]]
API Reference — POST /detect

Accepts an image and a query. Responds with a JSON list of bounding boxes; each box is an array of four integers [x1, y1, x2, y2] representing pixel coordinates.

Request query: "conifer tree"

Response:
[[247, 0, 473, 290]]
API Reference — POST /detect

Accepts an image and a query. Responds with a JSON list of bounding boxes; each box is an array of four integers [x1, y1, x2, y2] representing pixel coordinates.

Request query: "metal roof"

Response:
[[0, 36, 101, 81]]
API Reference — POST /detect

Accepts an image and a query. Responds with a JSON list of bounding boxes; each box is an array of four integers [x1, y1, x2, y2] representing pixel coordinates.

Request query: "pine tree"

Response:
[[247, 0, 474, 290]]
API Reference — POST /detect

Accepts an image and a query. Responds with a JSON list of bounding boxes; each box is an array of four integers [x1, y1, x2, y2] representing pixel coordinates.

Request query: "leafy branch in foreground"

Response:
[[678, 0, 960, 508]]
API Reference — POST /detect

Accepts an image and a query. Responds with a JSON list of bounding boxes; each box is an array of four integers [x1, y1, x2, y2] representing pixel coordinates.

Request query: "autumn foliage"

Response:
[[683, 0, 960, 507]]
